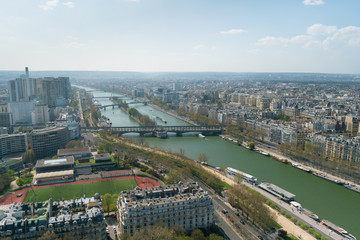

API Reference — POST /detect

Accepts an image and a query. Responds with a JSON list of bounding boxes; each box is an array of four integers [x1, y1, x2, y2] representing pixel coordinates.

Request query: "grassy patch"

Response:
[[24, 178, 136, 202]]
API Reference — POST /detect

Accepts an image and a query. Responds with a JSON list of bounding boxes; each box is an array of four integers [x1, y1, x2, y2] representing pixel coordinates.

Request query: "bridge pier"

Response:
[[176, 132, 183, 136]]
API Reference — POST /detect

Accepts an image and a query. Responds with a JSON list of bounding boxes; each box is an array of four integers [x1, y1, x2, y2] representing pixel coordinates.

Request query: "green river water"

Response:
[[76, 85, 360, 238]]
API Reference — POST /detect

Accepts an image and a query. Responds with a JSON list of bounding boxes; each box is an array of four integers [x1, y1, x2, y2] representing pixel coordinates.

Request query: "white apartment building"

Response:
[[118, 182, 214, 235]]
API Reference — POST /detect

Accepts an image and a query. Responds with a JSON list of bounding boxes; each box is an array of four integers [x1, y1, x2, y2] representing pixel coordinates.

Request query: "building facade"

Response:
[[118, 182, 214, 235], [28, 126, 70, 159]]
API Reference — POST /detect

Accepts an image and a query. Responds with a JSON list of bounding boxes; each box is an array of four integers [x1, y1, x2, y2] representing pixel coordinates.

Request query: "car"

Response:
[[106, 227, 109, 233], [240, 220, 245, 225], [258, 236, 264, 240], [235, 212, 240, 216], [17, 193, 23, 197], [222, 209, 228, 214]]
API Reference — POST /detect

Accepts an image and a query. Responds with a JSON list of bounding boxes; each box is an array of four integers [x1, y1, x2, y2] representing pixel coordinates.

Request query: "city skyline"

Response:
[[1, 0, 360, 73]]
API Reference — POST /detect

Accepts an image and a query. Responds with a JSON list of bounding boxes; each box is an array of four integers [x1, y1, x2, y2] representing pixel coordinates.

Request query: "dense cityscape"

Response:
[[0, 68, 359, 240], [1, 0, 360, 240]]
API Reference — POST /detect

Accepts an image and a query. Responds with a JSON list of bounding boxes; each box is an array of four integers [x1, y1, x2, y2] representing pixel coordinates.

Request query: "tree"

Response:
[[247, 142, 255, 150], [234, 173, 243, 184], [166, 170, 181, 184], [66, 140, 84, 149], [220, 166, 228, 173], [209, 234, 225, 240], [38, 231, 60, 240], [103, 142, 113, 153], [191, 229, 206, 240], [23, 149, 36, 164], [179, 148, 185, 156], [102, 193, 112, 214], [197, 152, 208, 163], [7, 170, 15, 177]]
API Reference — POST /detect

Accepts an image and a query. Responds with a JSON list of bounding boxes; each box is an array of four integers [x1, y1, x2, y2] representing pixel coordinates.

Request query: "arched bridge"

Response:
[[97, 101, 148, 110], [88, 125, 224, 137]]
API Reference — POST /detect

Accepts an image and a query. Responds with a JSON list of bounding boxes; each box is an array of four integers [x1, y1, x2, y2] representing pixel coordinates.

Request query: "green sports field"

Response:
[[24, 178, 137, 202]]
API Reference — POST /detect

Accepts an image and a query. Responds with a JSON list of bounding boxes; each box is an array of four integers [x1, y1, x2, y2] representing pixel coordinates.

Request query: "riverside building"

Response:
[[0, 195, 106, 239], [117, 182, 214, 235]]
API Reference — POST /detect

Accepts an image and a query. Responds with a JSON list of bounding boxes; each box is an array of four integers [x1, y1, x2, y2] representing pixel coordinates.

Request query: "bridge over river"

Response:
[[97, 101, 148, 110], [87, 125, 224, 137]]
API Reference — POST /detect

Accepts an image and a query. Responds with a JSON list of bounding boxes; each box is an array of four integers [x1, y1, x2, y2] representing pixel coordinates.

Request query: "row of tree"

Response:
[[227, 186, 277, 231], [111, 97, 129, 110], [128, 108, 156, 126], [0, 172, 12, 193], [120, 222, 225, 240]]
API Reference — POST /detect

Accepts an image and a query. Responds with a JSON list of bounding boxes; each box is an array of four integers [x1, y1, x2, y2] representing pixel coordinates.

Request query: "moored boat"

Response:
[[292, 163, 311, 173], [321, 220, 357, 240], [344, 184, 360, 194]]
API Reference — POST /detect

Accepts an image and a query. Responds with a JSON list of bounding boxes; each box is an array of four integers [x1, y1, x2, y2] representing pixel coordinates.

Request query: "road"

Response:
[[197, 181, 270, 240], [77, 91, 86, 128]]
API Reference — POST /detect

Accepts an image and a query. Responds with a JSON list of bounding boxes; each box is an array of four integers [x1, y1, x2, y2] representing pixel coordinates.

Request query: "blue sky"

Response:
[[1, 0, 359, 73]]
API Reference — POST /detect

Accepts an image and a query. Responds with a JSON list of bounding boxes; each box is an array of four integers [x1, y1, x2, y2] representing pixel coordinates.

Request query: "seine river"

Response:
[[76, 85, 360, 238]]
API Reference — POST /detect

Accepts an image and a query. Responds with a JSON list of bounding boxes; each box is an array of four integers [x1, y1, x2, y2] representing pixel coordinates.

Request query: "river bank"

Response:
[[147, 103, 197, 126], [79, 85, 360, 238], [104, 134, 317, 240]]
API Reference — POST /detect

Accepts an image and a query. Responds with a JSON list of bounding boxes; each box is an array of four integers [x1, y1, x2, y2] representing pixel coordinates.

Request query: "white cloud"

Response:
[[307, 24, 337, 36], [39, 0, 59, 11], [256, 36, 288, 46], [303, 0, 325, 5], [220, 29, 246, 35], [63, 2, 75, 8], [257, 24, 360, 50]]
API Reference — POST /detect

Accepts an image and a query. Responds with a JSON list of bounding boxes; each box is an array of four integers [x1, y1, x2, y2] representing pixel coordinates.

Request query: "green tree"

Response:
[[38, 231, 60, 240], [7, 170, 15, 177], [23, 149, 36, 164], [209, 234, 225, 240], [102, 193, 112, 214], [166, 170, 181, 184], [191, 229, 205, 240], [247, 142, 255, 150], [234, 173, 243, 184]]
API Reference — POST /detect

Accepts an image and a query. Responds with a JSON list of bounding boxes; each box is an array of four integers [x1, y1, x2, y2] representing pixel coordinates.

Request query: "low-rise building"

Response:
[[34, 157, 75, 185], [118, 182, 214, 235]]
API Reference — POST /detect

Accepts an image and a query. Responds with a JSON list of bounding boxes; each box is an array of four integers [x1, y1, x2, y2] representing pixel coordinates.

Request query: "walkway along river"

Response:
[[75, 85, 360, 238]]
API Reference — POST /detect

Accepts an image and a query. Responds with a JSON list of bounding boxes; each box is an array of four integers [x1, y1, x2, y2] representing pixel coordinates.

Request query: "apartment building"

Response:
[[118, 182, 214, 235]]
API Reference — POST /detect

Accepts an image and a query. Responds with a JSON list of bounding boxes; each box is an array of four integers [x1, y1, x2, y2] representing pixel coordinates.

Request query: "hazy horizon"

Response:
[[1, 0, 360, 74]]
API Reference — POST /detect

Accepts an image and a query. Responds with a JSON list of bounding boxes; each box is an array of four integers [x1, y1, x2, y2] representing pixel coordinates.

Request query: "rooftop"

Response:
[[58, 147, 91, 155], [35, 157, 74, 168]]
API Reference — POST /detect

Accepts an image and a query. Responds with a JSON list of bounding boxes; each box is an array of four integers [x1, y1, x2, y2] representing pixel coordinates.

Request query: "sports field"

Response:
[[24, 178, 137, 202]]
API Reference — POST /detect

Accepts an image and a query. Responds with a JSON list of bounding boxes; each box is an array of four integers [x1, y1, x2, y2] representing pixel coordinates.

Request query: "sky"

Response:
[[0, 0, 360, 73]]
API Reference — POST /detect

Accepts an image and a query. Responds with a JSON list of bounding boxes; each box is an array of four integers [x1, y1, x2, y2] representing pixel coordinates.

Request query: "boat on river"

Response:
[[321, 220, 357, 240], [198, 133, 206, 138], [291, 163, 311, 173], [156, 116, 167, 124], [344, 184, 360, 194], [258, 182, 296, 202], [312, 172, 344, 185]]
